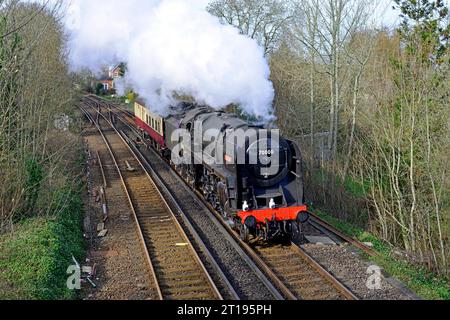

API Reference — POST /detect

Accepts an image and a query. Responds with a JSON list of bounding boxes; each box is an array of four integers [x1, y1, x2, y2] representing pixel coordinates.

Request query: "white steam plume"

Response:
[[66, 0, 275, 120]]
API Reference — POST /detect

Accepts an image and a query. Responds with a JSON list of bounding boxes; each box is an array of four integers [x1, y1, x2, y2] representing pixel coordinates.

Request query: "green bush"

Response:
[[0, 186, 85, 300], [21, 159, 44, 218], [95, 83, 105, 95]]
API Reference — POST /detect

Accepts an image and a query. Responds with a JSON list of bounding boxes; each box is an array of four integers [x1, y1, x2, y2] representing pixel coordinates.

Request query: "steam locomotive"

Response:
[[134, 100, 309, 242]]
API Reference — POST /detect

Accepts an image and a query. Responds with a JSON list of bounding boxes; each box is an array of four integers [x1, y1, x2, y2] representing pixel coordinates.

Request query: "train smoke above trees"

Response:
[[65, 0, 275, 120]]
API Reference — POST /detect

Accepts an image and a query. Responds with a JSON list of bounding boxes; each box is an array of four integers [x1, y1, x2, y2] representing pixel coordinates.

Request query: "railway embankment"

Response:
[[0, 187, 85, 299], [0, 111, 86, 300], [311, 210, 449, 300]]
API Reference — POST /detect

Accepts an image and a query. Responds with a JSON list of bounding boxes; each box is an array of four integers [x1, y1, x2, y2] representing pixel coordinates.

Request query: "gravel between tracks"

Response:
[[302, 243, 412, 300], [134, 140, 276, 300], [82, 125, 158, 300]]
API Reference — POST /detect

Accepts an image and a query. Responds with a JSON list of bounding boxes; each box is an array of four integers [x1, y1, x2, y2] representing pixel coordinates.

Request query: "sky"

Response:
[[379, 0, 401, 27], [380, 0, 450, 27], [28, 0, 420, 29], [37, 0, 448, 30]]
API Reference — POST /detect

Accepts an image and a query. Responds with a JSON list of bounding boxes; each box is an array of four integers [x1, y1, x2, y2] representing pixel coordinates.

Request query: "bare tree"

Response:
[[0, 0, 76, 232], [342, 30, 376, 179], [352, 23, 449, 275], [290, 0, 377, 158], [208, 0, 291, 56]]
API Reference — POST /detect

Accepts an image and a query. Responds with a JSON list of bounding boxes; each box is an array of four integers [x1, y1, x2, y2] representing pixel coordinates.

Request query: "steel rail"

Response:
[[119, 131, 242, 300], [84, 100, 224, 300], [290, 244, 358, 300], [309, 213, 379, 257], [86, 98, 235, 299], [81, 103, 223, 300], [80, 104, 164, 300]]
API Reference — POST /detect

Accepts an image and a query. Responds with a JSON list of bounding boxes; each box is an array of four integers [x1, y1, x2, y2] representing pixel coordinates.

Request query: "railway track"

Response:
[[85, 95, 365, 301], [308, 214, 379, 257], [80, 102, 223, 300], [252, 243, 355, 300]]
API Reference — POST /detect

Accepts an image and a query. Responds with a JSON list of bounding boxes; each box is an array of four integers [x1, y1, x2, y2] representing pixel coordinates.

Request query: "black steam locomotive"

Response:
[[134, 100, 309, 242]]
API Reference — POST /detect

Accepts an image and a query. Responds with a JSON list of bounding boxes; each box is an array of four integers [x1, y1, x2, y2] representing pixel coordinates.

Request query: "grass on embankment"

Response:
[[315, 210, 450, 300], [0, 188, 85, 300]]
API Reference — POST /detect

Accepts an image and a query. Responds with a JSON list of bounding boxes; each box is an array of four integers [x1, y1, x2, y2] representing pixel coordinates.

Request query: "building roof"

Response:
[[98, 75, 113, 81], [111, 64, 122, 72]]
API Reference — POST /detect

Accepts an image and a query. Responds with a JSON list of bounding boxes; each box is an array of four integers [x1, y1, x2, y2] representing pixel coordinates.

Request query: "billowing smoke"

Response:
[[66, 0, 275, 120]]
